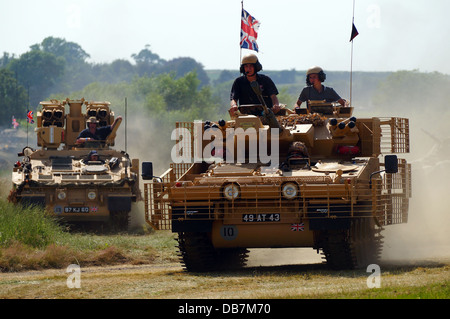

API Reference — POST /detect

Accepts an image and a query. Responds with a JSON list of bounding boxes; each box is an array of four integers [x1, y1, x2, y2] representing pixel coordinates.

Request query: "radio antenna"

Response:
[[349, 0, 359, 107], [124, 97, 127, 153]]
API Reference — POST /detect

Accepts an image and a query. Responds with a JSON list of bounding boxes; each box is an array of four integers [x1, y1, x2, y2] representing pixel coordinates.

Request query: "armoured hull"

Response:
[[143, 104, 411, 271]]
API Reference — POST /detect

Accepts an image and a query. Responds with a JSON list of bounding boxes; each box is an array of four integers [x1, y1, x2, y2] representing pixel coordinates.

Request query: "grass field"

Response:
[[0, 251, 448, 299], [0, 196, 178, 271], [0, 192, 448, 299]]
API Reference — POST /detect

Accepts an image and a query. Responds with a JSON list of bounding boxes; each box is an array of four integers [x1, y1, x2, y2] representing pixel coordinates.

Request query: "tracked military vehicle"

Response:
[[143, 92, 411, 271], [9, 98, 140, 230]]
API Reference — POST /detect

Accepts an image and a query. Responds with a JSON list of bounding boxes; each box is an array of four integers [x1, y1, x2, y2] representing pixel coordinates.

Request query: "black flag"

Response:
[[350, 23, 359, 42]]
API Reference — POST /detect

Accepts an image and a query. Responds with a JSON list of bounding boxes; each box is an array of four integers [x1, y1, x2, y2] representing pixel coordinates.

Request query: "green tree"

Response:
[[7, 50, 65, 106], [132, 44, 164, 65], [0, 52, 15, 68], [373, 70, 450, 115], [30, 36, 93, 93], [156, 72, 199, 110], [30, 36, 90, 65], [132, 45, 165, 77], [213, 70, 239, 85], [132, 45, 210, 87], [132, 71, 221, 119], [160, 57, 210, 87], [0, 69, 28, 126], [91, 59, 136, 84], [153, 71, 219, 114]]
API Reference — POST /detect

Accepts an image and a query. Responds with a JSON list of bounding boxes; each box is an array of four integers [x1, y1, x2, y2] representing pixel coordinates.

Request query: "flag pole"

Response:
[[350, 36, 353, 107], [125, 97, 127, 154], [26, 111, 28, 146], [349, 0, 356, 107], [240, 0, 244, 67], [26, 86, 29, 147]]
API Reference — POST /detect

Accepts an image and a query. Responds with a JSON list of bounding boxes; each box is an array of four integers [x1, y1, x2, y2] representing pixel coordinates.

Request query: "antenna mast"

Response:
[[125, 97, 127, 153], [240, 1, 244, 66], [349, 0, 356, 107]]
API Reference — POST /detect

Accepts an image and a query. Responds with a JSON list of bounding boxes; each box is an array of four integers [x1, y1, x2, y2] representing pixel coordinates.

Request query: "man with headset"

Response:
[[294, 66, 347, 111], [229, 53, 280, 117]]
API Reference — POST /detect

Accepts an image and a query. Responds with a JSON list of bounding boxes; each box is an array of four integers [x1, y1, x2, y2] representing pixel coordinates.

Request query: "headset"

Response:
[[306, 70, 326, 86], [240, 60, 263, 74]]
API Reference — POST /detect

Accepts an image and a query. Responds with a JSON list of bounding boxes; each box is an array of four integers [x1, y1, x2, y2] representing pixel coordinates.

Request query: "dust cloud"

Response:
[[381, 111, 450, 262], [114, 113, 174, 231], [247, 248, 323, 267], [114, 113, 173, 177]]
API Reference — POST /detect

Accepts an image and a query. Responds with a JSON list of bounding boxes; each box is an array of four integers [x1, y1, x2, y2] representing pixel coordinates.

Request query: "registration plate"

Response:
[[64, 206, 89, 213], [242, 213, 280, 222]]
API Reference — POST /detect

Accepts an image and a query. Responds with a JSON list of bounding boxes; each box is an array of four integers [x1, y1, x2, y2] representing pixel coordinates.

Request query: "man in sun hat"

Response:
[[76, 115, 122, 145]]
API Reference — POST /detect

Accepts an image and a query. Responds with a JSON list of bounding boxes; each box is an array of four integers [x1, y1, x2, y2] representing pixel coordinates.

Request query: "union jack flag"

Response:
[[91, 206, 98, 212], [291, 223, 304, 231], [12, 116, 19, 129], [27, 110, 34, 124], [240, 9, 260, 52]]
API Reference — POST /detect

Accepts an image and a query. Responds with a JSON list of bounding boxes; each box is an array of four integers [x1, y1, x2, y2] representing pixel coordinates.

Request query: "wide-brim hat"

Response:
[[86, 116, 99, 124]]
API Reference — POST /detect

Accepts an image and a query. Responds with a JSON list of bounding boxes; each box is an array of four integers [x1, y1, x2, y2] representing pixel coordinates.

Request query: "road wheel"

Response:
[[109, 210, 129, 232], [320, 218, 383, 269], [177, 232, 249, 272], [177, 232, 217, 272]]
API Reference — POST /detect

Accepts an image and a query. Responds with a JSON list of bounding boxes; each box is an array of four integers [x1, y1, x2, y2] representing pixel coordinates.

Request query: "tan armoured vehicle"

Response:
[[9, 98, 140, 230], [143, 92, 411, 271]]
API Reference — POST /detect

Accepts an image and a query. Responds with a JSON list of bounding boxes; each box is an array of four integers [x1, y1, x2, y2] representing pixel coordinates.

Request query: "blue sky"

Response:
[[2, 0, 449, 73]]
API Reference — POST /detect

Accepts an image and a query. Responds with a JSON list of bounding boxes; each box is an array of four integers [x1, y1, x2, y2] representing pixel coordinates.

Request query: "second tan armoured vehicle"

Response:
[[143, 99, 411, 271], [9, 98, 140, 230]]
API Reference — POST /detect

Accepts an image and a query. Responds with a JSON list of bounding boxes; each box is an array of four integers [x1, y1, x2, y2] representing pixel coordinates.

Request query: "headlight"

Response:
[[223, 183, 239, 200], [282, 182, 298, 199], [57, 191, 66, 200], [87, 191, 96, 200]]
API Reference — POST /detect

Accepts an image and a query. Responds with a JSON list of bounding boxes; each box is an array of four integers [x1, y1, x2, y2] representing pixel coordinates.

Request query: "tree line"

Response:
[[1, 36, 450, 129], [0, 37, 211, 126]]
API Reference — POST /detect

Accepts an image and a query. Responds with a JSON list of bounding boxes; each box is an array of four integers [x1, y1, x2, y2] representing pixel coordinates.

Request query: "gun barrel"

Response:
[[250, 81, 280, 130]]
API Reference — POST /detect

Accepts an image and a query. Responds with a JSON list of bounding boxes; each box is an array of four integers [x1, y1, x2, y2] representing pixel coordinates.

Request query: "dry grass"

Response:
[[0, 242, 132, 272], [0, 243, 74, 271], [0, 259, 448, 299], [0, 230, 177, 272]]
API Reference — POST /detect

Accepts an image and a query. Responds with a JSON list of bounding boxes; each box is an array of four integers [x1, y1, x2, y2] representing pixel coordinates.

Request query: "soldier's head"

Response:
[[240, 53, 263, 76], [88, 150, 99, 161], [306, 66, 326, 86], [86, 116, 98, 132]]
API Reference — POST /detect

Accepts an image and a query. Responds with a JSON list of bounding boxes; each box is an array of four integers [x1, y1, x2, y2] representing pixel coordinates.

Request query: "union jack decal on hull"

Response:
[[291, 223, 305, 231]]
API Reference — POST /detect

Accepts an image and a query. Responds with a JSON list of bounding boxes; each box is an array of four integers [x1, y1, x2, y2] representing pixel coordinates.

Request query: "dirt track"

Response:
[[1, 248, 448, 299]]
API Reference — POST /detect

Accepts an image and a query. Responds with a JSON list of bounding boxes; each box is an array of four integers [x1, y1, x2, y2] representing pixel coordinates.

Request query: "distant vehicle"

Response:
[[9, 98, 141, 231], [0, 128, 28, 171], [143, 96, 411, 271]]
